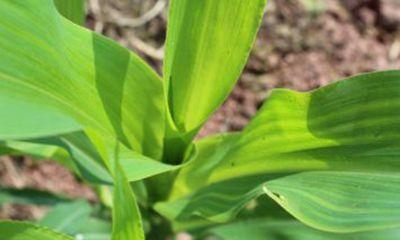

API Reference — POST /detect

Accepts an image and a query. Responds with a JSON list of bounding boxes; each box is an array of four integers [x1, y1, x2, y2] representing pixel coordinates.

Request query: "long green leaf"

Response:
[[164, 0, 267, 133], [39, 200, 92, 235], [170, 71, 400, 191], [0, 221, 73, 240], [2, 134, 113, 185], [3, 132, 180, 185], [207, 71, 400, 183], [0, 95, 81, 140], [264, 171, 400, 233], [209, 219, 400, 240], [155, 175, 269, 223], [55, 133, 113, 183], [76, 217, 112, 240], [0, 187, 69, 206], [112, 152, 144, 240], [168, 133, 240, 199], [159, 71, 400, 232], [0, 0, 165, 160], [53, 0, 85, 25]]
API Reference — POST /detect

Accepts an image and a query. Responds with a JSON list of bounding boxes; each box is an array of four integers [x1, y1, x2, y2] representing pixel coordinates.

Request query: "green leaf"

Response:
[[118, 145, 181, 182], [206, 71, 400, 183], [53, 0, 85, 25], [0, 187, 69, 206], [160, 70, 400, 231], [55, 132, 113, 183], [39, 200, 92, 235], [50, 131, 180, 183], [2, 140, 62, 160], [112, 152, 144, 240], [0, 145, 16, 156], [164, 0, 267, 133], [59, 135, 180, 182], [3, 131, 182, 186], [0, 0, 165, 160], [2, 133, 113, 185], [0, 221, 73, 240], [155, 175, 269, 223], [76, 217, 112, 240], [209, 219, 400, 240], [264, 171, 400, 233], [168, 132, 242, 199], [0, 95, 81, 140]]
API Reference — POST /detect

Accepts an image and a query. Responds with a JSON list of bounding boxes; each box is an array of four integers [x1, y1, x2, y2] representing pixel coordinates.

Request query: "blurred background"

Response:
[[1, 0, 399, 232]]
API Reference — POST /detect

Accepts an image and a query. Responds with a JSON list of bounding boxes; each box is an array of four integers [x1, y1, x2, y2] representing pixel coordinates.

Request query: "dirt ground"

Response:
[[1, 0, 399, 221]]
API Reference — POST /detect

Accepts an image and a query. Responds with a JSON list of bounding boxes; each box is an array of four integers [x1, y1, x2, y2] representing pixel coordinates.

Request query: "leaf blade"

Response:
[[264, 171, 400, 233], [39, 200, 92, 235], [0, 221, 74, 240], [0, 95, 81, 140], [160, 71, 400, 232], [209, 219, 400, 240], [112, 160, 144, 240], [53, 0, 85, 25], [0, 0, 165, 159], [0, 187, 69, 206], [164, 0, 267, 132]]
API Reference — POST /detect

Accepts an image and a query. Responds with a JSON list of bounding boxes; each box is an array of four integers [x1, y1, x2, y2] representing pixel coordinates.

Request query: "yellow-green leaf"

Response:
[[209, 219, 400, 240], [53, 0, 85, 25], [159, 71, 400, 233], [164, 0, 267, 133], [0, 221, 74, 240], [265, 172, 400, 233], [0, 0, 165, 159]]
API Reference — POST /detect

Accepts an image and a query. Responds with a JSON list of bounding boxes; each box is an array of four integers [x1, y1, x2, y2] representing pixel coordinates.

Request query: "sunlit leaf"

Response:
[[159, 71, 400, 232], [209, 219, 400, 240], [208, 71, 400, 183], [164, 0, 267, 133], [0, 187, 69, 206], [53, 0, 85, 25], [39, 200, 92, 235], [112, 150, 144, 240], [264, 172, 400, 232], [0, 221, 73, 240], [76, 217, 112, 240], [0, 0, 165, 160], [0, 95, 80, 140]]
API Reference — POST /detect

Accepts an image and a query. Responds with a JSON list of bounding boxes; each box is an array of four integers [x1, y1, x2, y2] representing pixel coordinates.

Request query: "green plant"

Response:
[[0, 0, 400, 239]]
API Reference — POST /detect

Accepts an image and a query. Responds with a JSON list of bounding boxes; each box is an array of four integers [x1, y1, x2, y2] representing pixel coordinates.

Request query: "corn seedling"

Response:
[[0, 0, 400, 239]]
